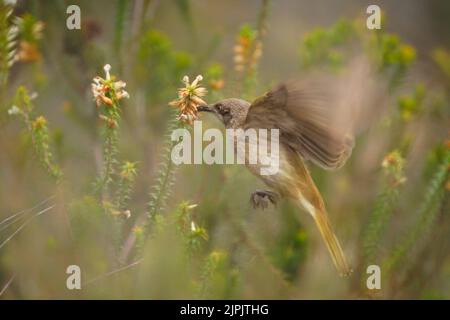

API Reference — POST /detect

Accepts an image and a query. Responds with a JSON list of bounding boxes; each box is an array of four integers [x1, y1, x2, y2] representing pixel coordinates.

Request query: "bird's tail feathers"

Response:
[[298, 194, 352, 277]]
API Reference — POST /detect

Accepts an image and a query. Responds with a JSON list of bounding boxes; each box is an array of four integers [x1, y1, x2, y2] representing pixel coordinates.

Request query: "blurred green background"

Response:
[[0, 0, 449, 299]]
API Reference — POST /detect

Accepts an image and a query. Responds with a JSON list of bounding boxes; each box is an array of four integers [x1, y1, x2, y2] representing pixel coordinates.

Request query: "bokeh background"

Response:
[[0, 0, 449, 299]]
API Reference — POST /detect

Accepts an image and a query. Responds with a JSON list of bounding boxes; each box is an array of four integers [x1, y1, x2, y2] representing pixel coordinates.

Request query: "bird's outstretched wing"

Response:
[[244, 80, 354, 170]]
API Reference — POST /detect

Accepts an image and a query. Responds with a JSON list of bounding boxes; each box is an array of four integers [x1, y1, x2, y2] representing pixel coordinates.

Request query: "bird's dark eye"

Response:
[[215, 104, 229, 115]]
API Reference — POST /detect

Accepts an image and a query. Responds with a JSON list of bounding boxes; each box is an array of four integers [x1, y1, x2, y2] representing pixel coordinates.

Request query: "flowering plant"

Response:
[[169, 75, 207, 124]]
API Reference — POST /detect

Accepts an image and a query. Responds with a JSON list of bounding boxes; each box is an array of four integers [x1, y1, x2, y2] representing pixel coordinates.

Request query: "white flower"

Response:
[[29, 92, 38, 100], [113, 80, 126, 90], [91, 64, 130, 107], [103, 64, 111, 80], [117, 91, 130, 99], [93, 76, 102, 85], [191, 221, 197, 232], [177, 113, 196, 123], [7, 105, 20, 115], [191, 75, 203, 87]]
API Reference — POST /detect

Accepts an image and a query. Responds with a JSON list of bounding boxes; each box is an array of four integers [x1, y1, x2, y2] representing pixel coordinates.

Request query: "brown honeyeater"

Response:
[[198, 80, 357, 276]]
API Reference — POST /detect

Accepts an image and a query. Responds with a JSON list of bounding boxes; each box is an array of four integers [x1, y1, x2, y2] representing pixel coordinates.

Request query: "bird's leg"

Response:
[[250, 189, 279, 210]]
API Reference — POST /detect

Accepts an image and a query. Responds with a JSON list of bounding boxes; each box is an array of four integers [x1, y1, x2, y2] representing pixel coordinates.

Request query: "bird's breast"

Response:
[[232, 135, 302, 197]]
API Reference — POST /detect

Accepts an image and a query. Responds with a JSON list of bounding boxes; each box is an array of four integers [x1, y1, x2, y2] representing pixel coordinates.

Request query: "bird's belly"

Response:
[[242, 146, 300, 197]]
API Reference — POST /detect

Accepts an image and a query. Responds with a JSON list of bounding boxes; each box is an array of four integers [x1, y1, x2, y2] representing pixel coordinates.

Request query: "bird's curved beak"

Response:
[[198, 104, 223, 123], [197, 104, 213, 113]]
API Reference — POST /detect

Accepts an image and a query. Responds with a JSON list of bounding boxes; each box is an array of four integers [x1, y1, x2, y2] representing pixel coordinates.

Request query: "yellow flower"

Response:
[[132, 225, 143, 236], [120, 161, 138, 179], [32, 116, 47, 130], [400, 45, 416, 65]]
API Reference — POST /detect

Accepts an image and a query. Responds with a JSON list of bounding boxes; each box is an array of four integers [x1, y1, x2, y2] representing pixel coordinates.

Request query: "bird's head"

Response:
[[198, 98, 251, 128]]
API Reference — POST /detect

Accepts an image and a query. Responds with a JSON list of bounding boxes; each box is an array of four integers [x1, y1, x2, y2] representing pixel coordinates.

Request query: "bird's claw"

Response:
[[250, 190, 279, 210]]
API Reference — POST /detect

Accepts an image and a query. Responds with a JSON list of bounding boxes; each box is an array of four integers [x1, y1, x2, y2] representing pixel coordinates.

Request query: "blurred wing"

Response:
[[244, 80, 354, 170]]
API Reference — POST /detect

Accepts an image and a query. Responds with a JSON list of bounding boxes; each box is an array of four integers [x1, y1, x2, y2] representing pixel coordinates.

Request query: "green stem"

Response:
[[385, 149, 450, 271], [145, 110, 181, 232]]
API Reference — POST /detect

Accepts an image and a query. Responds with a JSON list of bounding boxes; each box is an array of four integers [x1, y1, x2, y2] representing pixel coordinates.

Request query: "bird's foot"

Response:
[[250, 190, 279, 210]]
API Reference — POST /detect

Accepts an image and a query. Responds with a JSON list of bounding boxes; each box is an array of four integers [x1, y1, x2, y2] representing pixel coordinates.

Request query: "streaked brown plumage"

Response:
[[199, 81, 355, 276]]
